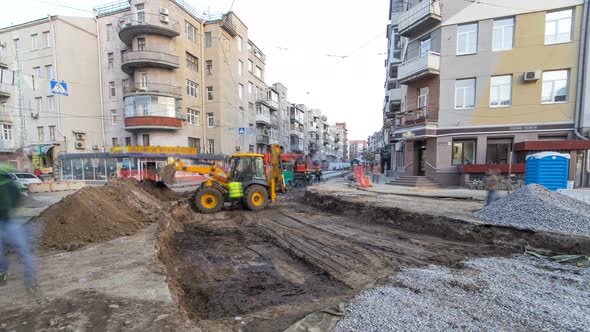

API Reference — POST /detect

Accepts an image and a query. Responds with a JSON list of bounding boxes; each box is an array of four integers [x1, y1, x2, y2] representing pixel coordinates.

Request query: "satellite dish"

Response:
[[321, 115, 328, 122]]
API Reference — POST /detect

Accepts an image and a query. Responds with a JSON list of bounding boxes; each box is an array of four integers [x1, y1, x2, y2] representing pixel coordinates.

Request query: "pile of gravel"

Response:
[[474, 184, 590, 236], [335, 256, 589, 332]]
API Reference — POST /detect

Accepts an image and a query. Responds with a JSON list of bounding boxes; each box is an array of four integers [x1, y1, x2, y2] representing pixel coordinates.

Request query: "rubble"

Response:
[[475, 184, 590, 236]]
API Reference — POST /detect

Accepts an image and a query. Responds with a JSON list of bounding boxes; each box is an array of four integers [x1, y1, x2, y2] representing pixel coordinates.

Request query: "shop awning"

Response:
[[514, 140, 590, 152], [22, 144, 55, 156]]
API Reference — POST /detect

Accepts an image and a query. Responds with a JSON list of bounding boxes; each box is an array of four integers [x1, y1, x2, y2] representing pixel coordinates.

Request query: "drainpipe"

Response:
[[94, 15, 107, 149], [199, 20, 206, 153], [574, 0, 589, 140], [48, 15, 68, 159]]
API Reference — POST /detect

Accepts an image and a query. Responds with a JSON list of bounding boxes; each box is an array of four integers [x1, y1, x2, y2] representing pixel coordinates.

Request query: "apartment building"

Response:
[[0, 16, 102, 174], [335, 122, 349, 161], [349, 140, 368, 161]]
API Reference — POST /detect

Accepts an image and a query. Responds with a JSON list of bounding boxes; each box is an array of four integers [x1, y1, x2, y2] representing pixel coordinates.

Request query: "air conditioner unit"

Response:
[[235, 146, 241, 151], [30, 112, 39, 119], [160, 15, 169, 23], [92, 144, 100, 150], [160, 7, 169, 15], [75, 142, 85, 149], [75, 133, 86, 140], [523, 70, 541, 81]]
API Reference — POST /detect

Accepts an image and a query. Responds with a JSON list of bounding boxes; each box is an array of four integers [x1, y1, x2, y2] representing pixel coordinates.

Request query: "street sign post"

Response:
[[50, 80, 68, 96]]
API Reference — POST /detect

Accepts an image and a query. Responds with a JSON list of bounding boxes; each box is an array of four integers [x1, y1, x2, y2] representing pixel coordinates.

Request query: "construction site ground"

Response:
[[1, 177, 588, 331]]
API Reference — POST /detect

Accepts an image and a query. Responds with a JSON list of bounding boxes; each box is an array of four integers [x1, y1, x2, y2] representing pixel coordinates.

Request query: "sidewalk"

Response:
[[350, 174, 508, 201]]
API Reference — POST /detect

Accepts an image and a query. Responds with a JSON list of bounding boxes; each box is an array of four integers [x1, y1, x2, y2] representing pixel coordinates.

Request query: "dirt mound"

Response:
[[38, 178, 174, 250], [139, 179, 178, 201]]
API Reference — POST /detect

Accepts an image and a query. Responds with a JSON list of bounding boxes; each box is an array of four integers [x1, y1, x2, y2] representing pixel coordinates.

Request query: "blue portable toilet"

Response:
[[525, 151, 570, 191]]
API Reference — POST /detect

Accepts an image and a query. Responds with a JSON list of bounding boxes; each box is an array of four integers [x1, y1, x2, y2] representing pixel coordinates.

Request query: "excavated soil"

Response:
[[157, 192, 529, 331], [37, 178, 175, 250]]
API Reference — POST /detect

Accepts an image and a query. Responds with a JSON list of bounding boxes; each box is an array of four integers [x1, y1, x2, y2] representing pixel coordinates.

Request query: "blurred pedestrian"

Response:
[[34, 168, 42, 178], [315, 168, 322, 183], [0, 166, 38, 293], [371, 164, 381, 184], [485, 169, 500, 206]]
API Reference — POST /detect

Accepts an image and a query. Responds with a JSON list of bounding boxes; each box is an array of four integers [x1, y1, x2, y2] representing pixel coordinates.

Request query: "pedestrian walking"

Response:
[[371, 164, 381, 184], [315, 168, 323, 184], [485, 169, 500, 206], [0, 166, 38, 293]]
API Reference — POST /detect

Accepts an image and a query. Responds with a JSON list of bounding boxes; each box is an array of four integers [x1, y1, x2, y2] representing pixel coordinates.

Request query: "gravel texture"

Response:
[[474, 184, 590, 236], [335, 256, 590, 332]]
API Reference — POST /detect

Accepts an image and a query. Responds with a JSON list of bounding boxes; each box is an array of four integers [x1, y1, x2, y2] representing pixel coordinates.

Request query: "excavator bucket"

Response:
[[159, 164, 177, 185]]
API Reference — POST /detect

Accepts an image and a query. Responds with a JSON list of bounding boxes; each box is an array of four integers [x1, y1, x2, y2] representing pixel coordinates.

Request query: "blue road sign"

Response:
[[238, 127, 245, 135], [50, 80, 68, 96]]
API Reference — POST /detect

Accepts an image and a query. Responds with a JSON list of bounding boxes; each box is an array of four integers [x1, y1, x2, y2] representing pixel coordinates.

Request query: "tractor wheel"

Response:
[[194, 187, 223, 214], [244, 185, 269, 211]]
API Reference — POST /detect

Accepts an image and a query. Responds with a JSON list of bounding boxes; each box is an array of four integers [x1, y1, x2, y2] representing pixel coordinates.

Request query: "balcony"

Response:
[[291, 143, 304, 153], [0, 139, 15, 152], [0, 83, 10, 99], [398, 52, 440, 84], [121, 50, 179, 74], [388, 87, 402, 104], [258, 97, 279, 111], [118, 13, 180, 45], [256, 112, 271, 125], [398, 0, 441, 38], [123, 83, 182, 97], [401, 107, 428, 127], [124, 116, 182, 130], [256, 134, 269, 145], [221, 14, 238, 37]]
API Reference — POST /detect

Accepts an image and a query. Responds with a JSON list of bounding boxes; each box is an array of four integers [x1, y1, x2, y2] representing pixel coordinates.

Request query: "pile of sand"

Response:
[[37, 178, 178, 250]]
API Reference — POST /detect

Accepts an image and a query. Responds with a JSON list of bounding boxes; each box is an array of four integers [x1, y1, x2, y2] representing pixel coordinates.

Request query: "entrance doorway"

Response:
[[415, 141, 426, 176]]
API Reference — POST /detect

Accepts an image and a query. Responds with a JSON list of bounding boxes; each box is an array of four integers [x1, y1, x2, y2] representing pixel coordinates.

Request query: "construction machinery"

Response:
[[280, 153, 314, 187], [161, 144, 285, 214]]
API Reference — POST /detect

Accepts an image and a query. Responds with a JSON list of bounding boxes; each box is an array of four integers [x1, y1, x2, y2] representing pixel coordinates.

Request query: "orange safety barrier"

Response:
[[353, 165, 373, 188]]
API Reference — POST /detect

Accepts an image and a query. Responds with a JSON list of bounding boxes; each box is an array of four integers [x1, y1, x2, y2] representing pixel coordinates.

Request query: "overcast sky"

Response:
[[1, 0, 388, 140]]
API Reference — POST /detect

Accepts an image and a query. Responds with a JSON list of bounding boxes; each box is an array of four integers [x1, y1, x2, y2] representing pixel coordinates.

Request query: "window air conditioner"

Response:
[[523, 70, 541, 81]]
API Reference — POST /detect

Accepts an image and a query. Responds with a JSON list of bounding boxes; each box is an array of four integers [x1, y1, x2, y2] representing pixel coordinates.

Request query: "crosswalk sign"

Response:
[[50, 80, 68, 96], [238, 127, 245, 135]]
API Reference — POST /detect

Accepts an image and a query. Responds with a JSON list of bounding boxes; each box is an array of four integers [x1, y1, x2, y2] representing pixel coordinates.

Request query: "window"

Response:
[[112, 137, 119, 147], [107, 53, 114, 68], [207, 112, 214, 127], [248, 102, 254, 113], [237, 36, 243, 52], [457, 23, 478, 55], [106, 24, 112, 41], [45, 65, 53, 79], [419, 38, 431, 58], [142, 134, 150, 146], [545, 9, 573, 45], [255, 66, 262, 79], [207, 139, 215, 154], [452, 140, 476, 165], [239, 84, 244, 99], [37, 126, 44, 141], [206, 60, 213, 75], [249, 145, 254, 152], [125, 137, 131, 146], [121, 49, 127, 62], [186, 79, 198, 98], [187, 108, 200, 125], [238, 60, 243, 76], [185, 21, 197, 42], [490, 75, 512, 107], [205, 32, 212, 48], [493, 18, 514, 51], [43, 31, 52, 48], [111, 109, 117, 125], [33, 67, 41, 77], [418, 87, 428, 110], [188, 137, 200, 150], [137, 37, 146, 51], [47, 95, 55, 112], [109, 81, 116, 97], [122, 79, 129, 93], [136, 4, 145, 24], [486, 138, 512, 164], [36, 97, 42, 112], [207, 86, 213, 101], [0, 124, 13, 140], [139, 72, 148, 90], [248, 82, 253, 94], [49, 126, 55, 141], [31, 34, 39, 50], [542, 70, 568, 103], [455, 78, 476, 109], [248, 59, 253, 72], [186, 52, 198, 72]]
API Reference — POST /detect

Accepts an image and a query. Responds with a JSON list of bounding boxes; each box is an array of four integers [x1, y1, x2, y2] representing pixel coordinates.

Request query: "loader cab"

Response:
[[229, 154, 267, 184]]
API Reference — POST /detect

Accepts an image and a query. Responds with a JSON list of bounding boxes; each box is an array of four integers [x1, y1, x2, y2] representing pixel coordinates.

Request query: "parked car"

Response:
[[7, 173, 42, 190]]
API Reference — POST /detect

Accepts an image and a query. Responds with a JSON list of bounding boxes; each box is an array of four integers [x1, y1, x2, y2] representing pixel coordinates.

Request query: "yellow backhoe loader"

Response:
[[161, 144, 285, 214]]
